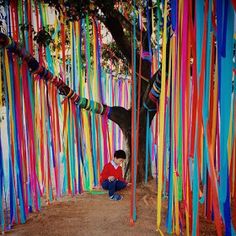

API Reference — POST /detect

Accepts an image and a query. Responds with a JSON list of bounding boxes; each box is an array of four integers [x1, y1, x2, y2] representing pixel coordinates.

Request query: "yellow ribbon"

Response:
[[156, 0, 168, 231]]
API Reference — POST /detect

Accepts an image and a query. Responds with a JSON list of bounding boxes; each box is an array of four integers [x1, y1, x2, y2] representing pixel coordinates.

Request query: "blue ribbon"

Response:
[[0, 130, 5, 231], [170, 0, 177, 31], [219, 1, 234, 234]]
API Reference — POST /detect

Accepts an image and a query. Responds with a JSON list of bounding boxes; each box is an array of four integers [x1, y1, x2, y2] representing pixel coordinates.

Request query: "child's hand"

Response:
[[108, 176, 115, 182], [127, 183, 132, 187]]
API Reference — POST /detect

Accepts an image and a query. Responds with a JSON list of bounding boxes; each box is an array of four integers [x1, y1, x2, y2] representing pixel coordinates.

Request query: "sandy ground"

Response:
[[5, 180, 235, 236]]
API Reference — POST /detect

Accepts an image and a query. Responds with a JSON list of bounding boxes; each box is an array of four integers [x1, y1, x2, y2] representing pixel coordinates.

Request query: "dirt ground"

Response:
[[5, 180, 235, 236]]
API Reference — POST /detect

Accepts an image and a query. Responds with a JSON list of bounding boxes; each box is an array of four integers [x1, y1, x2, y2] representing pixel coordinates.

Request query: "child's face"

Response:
[[113, 157, 124, 166]]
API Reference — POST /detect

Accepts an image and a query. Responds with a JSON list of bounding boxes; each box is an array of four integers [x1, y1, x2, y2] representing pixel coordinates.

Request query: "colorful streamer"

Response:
[[0, 1, 235, 235]]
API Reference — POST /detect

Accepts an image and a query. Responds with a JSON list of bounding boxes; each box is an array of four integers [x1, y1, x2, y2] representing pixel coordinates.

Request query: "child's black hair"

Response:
[[114, 150, 126, 159]]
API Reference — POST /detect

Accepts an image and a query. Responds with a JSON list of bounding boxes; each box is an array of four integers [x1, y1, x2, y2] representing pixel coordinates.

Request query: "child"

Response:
[[100, 149, 127, 201]]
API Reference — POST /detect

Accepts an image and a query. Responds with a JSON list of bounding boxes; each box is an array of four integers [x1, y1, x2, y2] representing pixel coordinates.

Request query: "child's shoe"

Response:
[[109, 193, 123, 201]]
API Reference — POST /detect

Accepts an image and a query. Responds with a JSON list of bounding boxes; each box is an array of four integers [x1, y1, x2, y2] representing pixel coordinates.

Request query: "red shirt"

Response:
[[100, 162, 126, 184]]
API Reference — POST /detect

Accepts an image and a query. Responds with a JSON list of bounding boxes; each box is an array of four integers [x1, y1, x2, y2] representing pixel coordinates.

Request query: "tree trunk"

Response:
[[108, 106, 154, 182]]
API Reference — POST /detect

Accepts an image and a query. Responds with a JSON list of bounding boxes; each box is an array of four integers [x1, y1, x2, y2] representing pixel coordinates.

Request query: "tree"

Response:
[[0, 0, 166, 182], [39, 0, 165, 182]]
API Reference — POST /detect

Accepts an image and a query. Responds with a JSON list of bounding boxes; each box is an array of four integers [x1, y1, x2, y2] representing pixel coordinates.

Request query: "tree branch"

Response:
[[108, 106, 131, 132]]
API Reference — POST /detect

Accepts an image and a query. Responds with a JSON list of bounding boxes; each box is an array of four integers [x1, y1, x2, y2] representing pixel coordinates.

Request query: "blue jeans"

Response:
[[101, 180, 127, 197]]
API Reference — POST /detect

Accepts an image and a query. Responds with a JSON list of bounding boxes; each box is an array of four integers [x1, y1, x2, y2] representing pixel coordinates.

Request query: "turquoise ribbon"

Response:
[[166, 97, 173, 233], [76, 107, 82, 193], [196, 0, 204, 77], [143, 103, 156, 183], [132, 1, 137, 222]]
